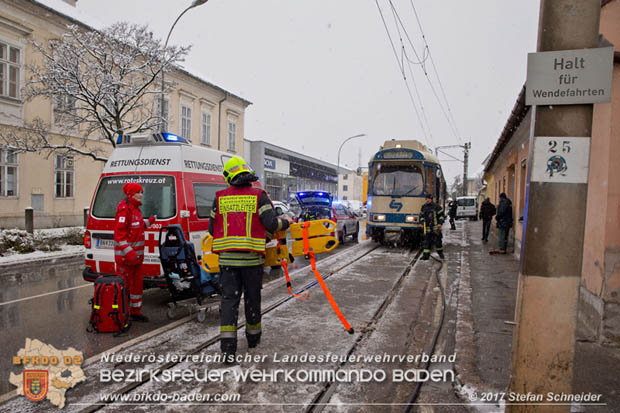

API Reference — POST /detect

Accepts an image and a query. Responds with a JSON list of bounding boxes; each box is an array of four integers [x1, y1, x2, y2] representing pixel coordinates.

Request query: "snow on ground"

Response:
[[0, 226, 85, 265], [0, 245, 84, 266]]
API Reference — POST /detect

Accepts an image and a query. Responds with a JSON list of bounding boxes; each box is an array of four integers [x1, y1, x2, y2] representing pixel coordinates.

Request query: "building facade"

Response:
[[0, 0, 249, 228], [483, 0, 620, 346], [338, 169, 363, 202], [244, 139, 338, 202]]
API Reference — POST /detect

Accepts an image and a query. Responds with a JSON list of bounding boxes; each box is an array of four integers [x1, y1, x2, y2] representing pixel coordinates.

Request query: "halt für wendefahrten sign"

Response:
[[526, 47, 614, 106]]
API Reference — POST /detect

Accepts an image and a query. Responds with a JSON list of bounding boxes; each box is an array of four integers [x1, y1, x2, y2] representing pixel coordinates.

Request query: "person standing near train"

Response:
[[420, 193, 445, 260], [447, 198, 457, 230]]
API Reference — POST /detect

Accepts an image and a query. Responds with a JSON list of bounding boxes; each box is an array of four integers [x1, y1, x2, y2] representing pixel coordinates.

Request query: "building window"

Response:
[[343, 174, 348, 180], [343, 195, 348, 200], [343, 185, 348, 192], [55, 155, 74, 198], [156, 98, 169, 132], [201, 111, 211, 145], [54, 94, 77, 124], [0, 42, 21, 99], [181, 104, 192, 141], [0, 148, 18, 197], [228, 120, 236, 151]]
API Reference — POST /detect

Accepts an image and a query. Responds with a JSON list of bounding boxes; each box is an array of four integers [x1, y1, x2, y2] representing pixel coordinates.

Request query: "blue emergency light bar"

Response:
[[116, 132, 189, 146]]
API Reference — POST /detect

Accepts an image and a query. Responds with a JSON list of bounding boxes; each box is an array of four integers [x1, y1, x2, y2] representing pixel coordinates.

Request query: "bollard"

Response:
[[25, 207, 34, 234], [83, 207, 90, 227]]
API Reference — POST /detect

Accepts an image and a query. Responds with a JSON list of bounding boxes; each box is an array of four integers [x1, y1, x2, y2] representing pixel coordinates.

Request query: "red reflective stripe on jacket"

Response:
[[114, 199, 146, 265], [212, 186, 267, 254]]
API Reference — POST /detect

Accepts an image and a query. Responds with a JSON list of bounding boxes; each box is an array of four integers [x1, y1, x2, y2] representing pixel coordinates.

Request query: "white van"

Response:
[[456, 196, 478, 221]]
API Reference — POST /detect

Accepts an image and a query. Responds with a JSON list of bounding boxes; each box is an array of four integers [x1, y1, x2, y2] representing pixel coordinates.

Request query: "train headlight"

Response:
[[373, 214, 386, 222], [405, 215, 418, 223]]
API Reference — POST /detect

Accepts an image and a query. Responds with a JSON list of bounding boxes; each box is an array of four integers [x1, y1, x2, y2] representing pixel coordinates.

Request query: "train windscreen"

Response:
[[371, 164, 423, 196]]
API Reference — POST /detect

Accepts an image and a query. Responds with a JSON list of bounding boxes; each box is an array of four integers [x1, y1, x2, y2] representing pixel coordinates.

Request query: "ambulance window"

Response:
[[194, 183, 226, 219], [92, 175, 176, 219]]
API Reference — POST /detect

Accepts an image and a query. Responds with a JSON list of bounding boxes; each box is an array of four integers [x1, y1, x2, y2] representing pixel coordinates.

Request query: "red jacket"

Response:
[[114, 198, 153, 265], [211, 186, 267, 254]]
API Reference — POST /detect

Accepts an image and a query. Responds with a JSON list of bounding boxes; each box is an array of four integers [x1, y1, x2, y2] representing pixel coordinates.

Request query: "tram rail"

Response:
[[79, 243, 382, 413]]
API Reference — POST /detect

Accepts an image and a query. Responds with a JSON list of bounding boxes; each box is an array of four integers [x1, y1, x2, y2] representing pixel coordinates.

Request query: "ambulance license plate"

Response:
[[96, 239, 115, 249]]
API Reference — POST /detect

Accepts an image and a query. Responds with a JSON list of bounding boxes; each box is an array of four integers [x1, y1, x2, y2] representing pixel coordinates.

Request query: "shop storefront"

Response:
[[245, 140, 338, 202]]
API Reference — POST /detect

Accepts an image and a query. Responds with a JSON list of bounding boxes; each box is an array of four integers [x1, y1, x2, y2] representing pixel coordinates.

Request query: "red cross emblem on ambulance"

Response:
[[144, 232, 159, 254]]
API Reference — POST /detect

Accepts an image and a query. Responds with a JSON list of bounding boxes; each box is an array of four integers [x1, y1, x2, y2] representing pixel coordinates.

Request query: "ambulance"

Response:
[[82, 132, 247, 289]]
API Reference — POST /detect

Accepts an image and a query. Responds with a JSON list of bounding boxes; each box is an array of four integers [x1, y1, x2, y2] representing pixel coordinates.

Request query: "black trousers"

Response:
[[482, 219, 492, 241], [219, 265, 263, 353], [449, 215, 456, 229], [422, 230, 443, 255]]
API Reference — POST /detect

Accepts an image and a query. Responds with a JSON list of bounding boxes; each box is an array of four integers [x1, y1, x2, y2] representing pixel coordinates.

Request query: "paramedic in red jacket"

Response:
[[114, 182, 156, 322], [209, 156, 291, 363]]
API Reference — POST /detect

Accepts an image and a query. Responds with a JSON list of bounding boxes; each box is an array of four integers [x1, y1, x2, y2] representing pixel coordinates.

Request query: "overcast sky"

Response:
[[75, 0, 540, 185]]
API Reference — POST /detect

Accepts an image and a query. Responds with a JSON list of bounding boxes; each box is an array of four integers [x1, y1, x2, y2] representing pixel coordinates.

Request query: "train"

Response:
[[366, 139, 447, 247]]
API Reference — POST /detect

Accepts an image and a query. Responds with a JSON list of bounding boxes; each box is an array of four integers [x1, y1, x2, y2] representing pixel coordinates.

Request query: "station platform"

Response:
[[2, 221, 619, 412]]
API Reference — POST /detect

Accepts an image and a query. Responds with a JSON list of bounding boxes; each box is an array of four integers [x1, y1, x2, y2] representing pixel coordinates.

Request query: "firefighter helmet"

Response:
[[223, 156, 255, 184]]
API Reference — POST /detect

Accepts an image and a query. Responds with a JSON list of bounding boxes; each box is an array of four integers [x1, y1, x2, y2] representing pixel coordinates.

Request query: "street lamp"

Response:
[[336, 133, 365, 199], [159, 0, 209, 130]]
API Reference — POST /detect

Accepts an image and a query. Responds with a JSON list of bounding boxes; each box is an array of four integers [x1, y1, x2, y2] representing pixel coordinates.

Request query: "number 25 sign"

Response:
[[531, 137, 590, 184]]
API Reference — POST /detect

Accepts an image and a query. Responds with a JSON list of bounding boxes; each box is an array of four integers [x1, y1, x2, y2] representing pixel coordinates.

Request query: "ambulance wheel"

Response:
[[166, 308, 176, 320], [341, 228, 347, 244], [353, 224, 359, 243], [197, 309, 207, 323]]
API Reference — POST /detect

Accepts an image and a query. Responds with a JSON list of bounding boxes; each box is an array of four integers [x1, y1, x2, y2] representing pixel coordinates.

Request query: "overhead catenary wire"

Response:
[[374, 0, 430, 147], [387, 0, 461, 144], [387, 2, 435, 144], [409, 0, 463, 144]]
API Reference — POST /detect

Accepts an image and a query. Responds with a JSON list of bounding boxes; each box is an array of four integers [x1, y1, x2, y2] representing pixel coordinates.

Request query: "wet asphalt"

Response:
[[0, 238, 361, 397]]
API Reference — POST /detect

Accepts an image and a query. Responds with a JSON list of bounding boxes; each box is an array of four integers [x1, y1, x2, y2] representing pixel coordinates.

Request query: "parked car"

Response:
[[332, 202, 360, 243], [272, 200, 296, 221]]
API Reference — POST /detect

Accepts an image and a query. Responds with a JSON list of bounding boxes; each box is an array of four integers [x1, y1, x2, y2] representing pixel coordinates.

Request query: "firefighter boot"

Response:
[[438, 251, 445, 259], [421, 252, 430, 260]]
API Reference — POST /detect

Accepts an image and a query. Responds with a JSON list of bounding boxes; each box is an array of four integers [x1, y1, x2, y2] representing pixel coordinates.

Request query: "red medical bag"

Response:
[[88, 276, 130, 334]]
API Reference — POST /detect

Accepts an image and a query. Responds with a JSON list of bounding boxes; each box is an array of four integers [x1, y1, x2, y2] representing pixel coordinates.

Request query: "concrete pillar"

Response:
[[509, 1, 601, 412]]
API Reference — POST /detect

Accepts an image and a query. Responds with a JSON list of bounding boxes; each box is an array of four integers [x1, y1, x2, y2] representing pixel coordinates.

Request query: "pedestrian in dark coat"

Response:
[[479, 197, 496, 242], [447, 199, 457, 230], [492, 193, 513, 254]]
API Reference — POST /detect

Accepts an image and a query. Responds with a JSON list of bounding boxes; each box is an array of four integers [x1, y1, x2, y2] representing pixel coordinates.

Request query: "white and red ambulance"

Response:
[[83, 132, 248, 289]]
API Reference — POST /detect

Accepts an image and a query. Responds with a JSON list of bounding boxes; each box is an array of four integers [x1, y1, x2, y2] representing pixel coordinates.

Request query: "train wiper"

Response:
[[400, 186, 418, 196]]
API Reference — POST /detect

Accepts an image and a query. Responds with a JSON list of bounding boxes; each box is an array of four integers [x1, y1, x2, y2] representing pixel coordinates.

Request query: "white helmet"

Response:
[[447, 197, 453, 202]]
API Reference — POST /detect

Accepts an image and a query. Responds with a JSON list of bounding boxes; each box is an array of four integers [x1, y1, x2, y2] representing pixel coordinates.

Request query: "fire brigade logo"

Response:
[[23, 370, 48, 402]]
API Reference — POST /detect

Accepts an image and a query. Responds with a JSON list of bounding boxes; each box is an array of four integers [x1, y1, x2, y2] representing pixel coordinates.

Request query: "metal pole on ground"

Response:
[[509, 1, 602, 411], [25, 207, 33, 234]]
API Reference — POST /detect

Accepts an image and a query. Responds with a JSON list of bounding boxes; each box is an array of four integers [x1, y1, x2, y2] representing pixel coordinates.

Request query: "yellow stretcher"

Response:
[[200, 219, 352, 334], [200, 219, 338, 273]]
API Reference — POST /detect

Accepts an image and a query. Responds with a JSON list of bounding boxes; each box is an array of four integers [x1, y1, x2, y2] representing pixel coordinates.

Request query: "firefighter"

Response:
[[420, 193, 445, 260], [209, 156, 291, 363], [114, 182, 156, 322]]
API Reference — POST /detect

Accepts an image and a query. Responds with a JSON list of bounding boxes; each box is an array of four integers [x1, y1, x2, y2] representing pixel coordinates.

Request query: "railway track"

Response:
[[78, 243, 383, 413], [2, 241, 451, 412]]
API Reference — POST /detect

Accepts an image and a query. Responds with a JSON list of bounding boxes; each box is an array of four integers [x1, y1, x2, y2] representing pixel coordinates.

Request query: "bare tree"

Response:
[[0, 22, 189, 161]]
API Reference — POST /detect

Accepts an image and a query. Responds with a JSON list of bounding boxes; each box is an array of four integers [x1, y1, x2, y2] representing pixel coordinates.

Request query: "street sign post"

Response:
[[526, 47, 614, 106]]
